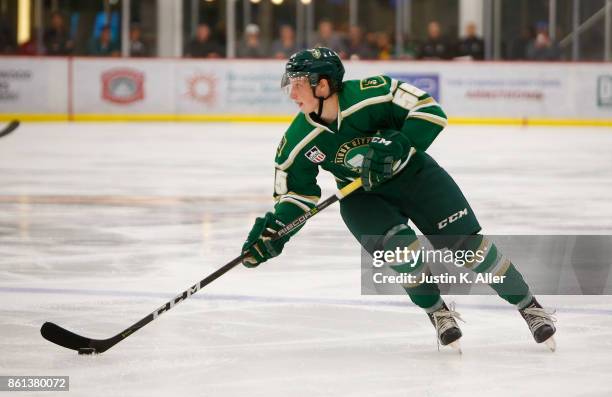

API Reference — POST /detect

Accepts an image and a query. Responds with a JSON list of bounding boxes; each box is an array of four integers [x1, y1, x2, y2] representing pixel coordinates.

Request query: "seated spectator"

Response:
[[456, 22, 484, 60], [418, 21, 453, 60], [374, 31, 394, 60], [129, 24, 148, 57], [397, 35, 419, 60], [271, 25, 298, 59], [311, 19, 347, 58], [508, 26, 535, 60], [0, 18, 15, 54], [346, 26, 374, 60], [18, 37, 38, 55], [44, 12, 74, 55], [237, 24, 266, 58], [184, 24, 224, 58], [526, 23, 561, 61], [88, 25, 119, 57]]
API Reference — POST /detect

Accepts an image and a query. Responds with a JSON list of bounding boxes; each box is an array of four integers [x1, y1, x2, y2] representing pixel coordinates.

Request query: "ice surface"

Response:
[[1, 122, 612, 396]]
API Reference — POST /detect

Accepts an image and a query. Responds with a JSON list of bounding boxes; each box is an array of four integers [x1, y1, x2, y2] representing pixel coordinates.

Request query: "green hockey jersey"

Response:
[[272, 75, 448, 226]]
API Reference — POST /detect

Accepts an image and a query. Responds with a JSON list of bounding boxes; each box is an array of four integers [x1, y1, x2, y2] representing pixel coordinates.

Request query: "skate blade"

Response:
[[544, 336, 556, 352], [449, 340, 462, 354]]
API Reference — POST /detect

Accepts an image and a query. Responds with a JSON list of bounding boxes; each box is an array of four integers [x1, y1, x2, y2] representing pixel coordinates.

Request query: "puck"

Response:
[[78, 348, 96, 355]]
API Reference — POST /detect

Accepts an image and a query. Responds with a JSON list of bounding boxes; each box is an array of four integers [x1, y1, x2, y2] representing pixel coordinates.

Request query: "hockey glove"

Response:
[[361, 130, 412, 191], [242, 212, 289, 268]]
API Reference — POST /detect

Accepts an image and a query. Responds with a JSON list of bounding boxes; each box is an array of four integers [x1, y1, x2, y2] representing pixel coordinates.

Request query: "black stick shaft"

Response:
[[105, 179, 363, 347], [0, 120, 19, 138]]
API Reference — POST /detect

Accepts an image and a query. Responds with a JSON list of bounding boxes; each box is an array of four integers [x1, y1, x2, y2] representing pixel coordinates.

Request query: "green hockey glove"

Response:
[[242, 212, 289, 268], [361, 130, 412, 191]]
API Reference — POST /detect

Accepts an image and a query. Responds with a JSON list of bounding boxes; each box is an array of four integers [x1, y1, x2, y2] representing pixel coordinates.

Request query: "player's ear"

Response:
[[315, 79, 330, 97]]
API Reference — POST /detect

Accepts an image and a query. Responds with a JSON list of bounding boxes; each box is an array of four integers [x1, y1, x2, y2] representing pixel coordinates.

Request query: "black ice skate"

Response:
[[428, 302, 464, 352], [519, 298, 557, 352]]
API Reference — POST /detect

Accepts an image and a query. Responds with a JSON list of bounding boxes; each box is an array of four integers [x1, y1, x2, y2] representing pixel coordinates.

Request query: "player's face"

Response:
[[286, 78, 319, 113]]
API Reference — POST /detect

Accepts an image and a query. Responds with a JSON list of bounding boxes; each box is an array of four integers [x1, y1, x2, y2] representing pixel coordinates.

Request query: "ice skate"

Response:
[[428, 302, 464, 352], [519, 298, 557, 351]]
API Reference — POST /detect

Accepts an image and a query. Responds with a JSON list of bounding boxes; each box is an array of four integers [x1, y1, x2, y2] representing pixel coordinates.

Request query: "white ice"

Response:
[[1, 122, 612, 397]]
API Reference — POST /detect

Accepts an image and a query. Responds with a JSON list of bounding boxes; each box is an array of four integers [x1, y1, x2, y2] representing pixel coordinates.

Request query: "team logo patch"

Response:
[[305, 146, 326, 163], [360, 76, 386, 90]]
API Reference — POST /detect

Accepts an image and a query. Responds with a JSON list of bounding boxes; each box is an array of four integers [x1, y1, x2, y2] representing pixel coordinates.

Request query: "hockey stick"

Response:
[[0, 120, 20, 139], [41, 178, 363, 355]]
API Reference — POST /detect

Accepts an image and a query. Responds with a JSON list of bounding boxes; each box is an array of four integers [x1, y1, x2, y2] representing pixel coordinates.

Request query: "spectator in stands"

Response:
[[345, 25, 374, 60], [271, 25, 298, 59], [129, 24, 148, 57], [0, 18, 15, 54], [237, 23, 266, 58], [365, 32, 379, 57], [44, 12, 74, 55], [311, 19, 347, 58], [374, 31, 394, 60], [396, 34, 419, 59], [456, 22, 484, 60], [417, 21, 453, 60], [184, 23, 224, 58], [526, 23, 561, 61], [18, 36, 38, 55], [88, 25, 120, 57], [507, 26, 535, 60]]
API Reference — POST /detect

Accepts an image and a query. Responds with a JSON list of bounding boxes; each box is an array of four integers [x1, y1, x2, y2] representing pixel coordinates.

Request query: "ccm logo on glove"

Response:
[[371, 137, 392, 146]]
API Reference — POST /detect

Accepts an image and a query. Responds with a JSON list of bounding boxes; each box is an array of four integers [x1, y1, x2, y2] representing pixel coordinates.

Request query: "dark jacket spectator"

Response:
[[237, 24, 266, 58], [311, 20, 347, 58], [185, 24, 224, 58], [346, 26, 375, 60], [526, 31, 561, 61], [456, 22, 484, 60], [270, 25, 299, 59], [44, 12, 74, 55], [418, 21, 453, 60], [129, 25, 148, 57], [507, 26, 535, 60], [88, 25, 120, 56], [0, 18, 15, 54]]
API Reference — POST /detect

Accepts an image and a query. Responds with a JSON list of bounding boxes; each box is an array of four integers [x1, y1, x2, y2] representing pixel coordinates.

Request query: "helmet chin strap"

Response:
[[315, 95, 325, 119], [310, 80, 334, 121]]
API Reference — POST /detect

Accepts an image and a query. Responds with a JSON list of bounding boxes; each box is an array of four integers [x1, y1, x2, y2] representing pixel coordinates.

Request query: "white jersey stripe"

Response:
[[408, 112, 448, 127], [279, 197, 311, 212], [341, 93, 394, 118], [281, 193, 319, 206]]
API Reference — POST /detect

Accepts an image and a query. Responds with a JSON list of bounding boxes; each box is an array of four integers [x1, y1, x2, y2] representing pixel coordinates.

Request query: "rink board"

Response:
[[0, 57, 611, 126]]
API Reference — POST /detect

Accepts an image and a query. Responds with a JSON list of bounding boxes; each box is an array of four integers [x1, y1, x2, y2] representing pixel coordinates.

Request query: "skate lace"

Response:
[[432, 302, 465, 350], [522, 307, 557, 331]]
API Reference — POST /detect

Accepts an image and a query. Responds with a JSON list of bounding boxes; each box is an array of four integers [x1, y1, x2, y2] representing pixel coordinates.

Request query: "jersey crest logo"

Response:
[[305, 146, 326, 164], [335, 137, 373, 171], [360, 76, 386, 90]]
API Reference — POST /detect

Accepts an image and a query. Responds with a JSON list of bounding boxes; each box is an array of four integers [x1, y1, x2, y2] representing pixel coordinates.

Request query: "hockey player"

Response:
[[241, 47, 556, 350]]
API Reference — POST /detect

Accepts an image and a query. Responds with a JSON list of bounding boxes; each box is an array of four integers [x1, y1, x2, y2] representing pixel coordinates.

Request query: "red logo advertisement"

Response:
[[186, 74, 217, 105], [101, 68, 144, 104]]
